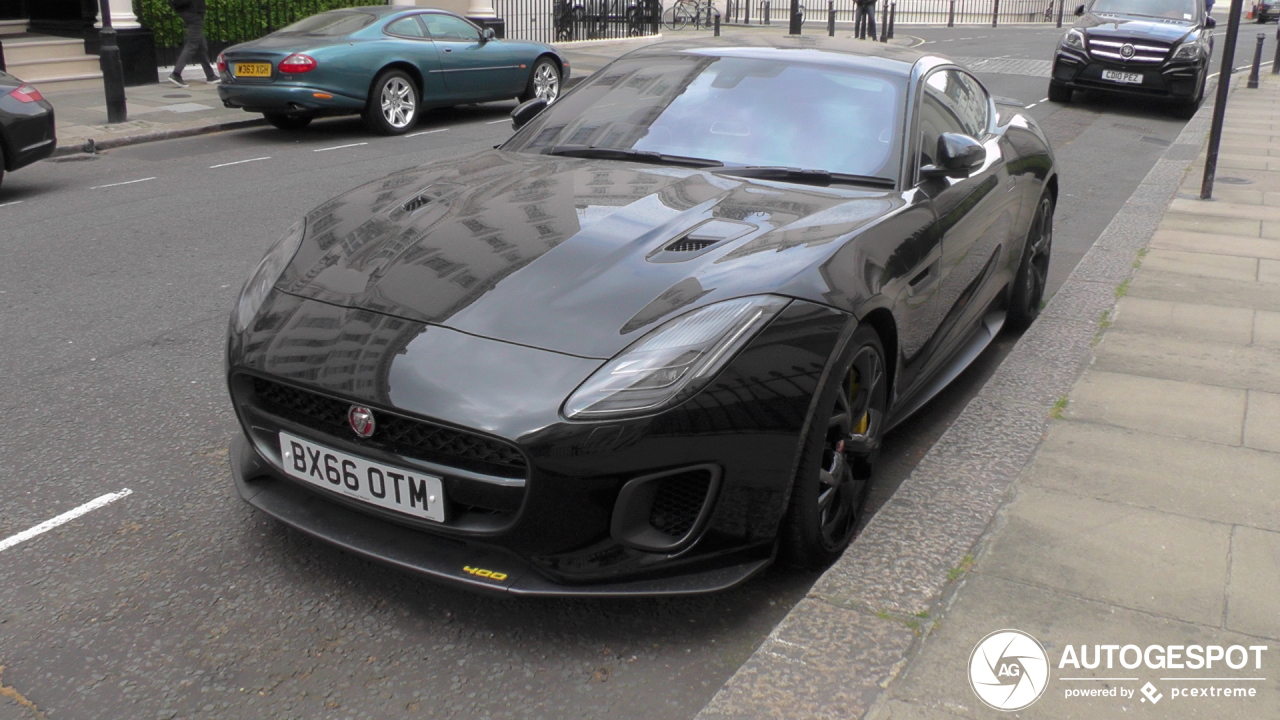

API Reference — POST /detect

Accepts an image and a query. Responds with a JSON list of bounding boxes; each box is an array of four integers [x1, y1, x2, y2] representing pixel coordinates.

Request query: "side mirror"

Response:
[[1204, 16, 1216, 28], [511, 97, 548, 129], [1073, 3, 1085, 14], [482, 27, 496, 41], [922, 133, 985, 179]]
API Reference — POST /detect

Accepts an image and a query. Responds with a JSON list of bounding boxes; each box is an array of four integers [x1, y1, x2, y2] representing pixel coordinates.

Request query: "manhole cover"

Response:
[[162, 93, 191, 98], [1217, 176, 1253, 185]]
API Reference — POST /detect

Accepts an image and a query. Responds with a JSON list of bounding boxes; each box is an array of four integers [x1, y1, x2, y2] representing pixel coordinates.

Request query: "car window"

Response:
[[422, 14, 480, 41], [386, 16, 427, 38], [277, 11, 377, 36], [504, 54, 906, 181], [924, 69, 988, 138], [916, 92, 968, 172], [1091, 0, 1199, 20]]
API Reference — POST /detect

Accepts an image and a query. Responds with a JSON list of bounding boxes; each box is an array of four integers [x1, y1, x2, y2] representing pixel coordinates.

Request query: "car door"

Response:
[[914, 68, 1015, 365], [381, 14, 446, 98], [421, 13, 523, 99]]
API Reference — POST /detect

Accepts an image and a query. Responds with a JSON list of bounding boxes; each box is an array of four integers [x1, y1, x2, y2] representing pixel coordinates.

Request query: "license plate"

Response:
[[234, 62, 272, 78], [279, 431, 446, 523], [1101, 69, 1143, 85]]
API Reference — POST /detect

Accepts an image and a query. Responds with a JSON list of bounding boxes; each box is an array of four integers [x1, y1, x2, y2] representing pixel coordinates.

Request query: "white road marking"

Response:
[[485, 119, 510, 124], [0, 200, 23, 208], [91, 177, 155, 190], [313, 142, 368, 152], [1025, 102, 1039, 109], [210, 156, 271, 169], [0, 489, 133, 553], [405, 128, 449, 137]]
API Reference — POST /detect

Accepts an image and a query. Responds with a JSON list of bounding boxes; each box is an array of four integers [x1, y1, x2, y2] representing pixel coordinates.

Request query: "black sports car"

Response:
[[1050, 0, 1215, 117], [226, 36, 1057, 596], [0, 71, 56, 188]]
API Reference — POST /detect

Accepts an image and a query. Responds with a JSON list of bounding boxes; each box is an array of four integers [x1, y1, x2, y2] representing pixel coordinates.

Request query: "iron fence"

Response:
[[495, 0, 663, 42], [722, 0, 1061, 25]]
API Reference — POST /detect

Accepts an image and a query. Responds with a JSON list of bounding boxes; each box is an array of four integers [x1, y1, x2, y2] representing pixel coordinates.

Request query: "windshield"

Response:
[[1090, 0, 1199, 19], [277, 11, 377, 36], [503, 52, 906, 183]]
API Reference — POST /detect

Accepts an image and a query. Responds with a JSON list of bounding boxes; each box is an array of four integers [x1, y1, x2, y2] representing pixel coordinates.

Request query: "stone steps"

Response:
[[0, 25, 104, 93]]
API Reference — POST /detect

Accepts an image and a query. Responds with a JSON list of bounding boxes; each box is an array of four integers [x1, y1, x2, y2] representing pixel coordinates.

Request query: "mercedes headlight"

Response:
[[1171, 39, 1203, 61], [563, 295, 791, 420], [233, 218, 305, 332], [1062, 29, 1085, 50]]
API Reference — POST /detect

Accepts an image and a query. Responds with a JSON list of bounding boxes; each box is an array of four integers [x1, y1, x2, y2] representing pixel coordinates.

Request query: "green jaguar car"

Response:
[[217, 6, 568, 135]]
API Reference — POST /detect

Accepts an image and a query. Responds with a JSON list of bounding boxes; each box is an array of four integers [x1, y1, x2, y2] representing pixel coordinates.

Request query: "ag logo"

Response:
[[968, 629, 1050, 711]]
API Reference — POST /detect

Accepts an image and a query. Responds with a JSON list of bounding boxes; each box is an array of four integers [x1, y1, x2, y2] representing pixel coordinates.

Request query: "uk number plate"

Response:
[[1101, 69, 1143, 85], [279, 431, 446, 523], [234, 62, 272, 78]]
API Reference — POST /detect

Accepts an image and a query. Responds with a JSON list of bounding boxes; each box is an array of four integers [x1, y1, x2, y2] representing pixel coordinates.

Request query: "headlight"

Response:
[[1171, 40, 1203, 61], [562, 295, 791, 420], [1062, 29, 1085, 50], [233, 219, 305, 332]]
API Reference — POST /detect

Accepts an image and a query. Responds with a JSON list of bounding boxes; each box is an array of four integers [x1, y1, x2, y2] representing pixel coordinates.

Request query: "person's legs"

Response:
[[196, 34, 216, 81], [855, 4, 866, 37], [171, 12, 201, 83], [867, 4, 876, 37]]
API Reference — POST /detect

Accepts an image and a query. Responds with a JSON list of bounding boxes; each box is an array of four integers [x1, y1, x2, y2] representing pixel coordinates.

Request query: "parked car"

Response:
[[1050, 0, 1215, 117], [216, 6, 569, 135], [225, 36, 1057, 595], [0, 71, 56, 188], [1254, 0, 1275, 22]]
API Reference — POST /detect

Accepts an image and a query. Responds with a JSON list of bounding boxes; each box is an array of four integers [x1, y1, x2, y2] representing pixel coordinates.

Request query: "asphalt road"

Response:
[[0, 21, 1272, 720]]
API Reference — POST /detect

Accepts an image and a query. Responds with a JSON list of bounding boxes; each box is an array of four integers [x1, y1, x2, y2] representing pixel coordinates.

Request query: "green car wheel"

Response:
[[364, 69, 419, 136]]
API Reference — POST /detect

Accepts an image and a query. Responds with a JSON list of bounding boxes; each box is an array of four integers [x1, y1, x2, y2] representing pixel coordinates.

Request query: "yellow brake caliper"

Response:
[[850, 369, 870, 436]]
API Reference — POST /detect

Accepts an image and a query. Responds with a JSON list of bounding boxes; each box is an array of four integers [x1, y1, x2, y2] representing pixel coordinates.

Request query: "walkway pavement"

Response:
[[700, 71, 1280, 720]]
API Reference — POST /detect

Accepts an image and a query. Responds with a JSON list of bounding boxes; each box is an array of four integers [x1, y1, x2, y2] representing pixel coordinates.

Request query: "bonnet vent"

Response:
[[648, 219, 754, 263], [389, 183, 464, 221]]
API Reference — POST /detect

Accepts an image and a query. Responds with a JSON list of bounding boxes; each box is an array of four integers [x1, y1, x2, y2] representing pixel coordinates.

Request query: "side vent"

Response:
[[648, 219, 754, 263]]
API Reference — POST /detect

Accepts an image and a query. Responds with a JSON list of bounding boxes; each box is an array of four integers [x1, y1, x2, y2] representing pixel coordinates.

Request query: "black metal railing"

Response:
[[721, 0, 1058, 25], [495, 0, 663, 43]]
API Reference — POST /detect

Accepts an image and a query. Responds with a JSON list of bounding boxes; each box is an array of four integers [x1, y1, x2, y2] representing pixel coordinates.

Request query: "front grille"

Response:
[[1088, 38, 1171, 63], [648, 469, 713, 538], [250, 377, 527, 478]]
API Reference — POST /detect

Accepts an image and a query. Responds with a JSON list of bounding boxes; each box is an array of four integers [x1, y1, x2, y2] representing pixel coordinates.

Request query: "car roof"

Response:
[[619, 35, 948, 77]]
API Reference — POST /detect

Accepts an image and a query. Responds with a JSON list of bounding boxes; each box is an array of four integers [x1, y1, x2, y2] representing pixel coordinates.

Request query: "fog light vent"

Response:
[[611, 464, 721, 553], [649, 470, 713, 538]]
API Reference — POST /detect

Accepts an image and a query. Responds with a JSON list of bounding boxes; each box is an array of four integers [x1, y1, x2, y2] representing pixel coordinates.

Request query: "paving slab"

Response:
[[1226, 526, 1280, 639], [1140, 248, 1260, 282], [1064, 370, 1246, 446], [1111, 296, 1254, 344], [1092, 331, 1280, 394], [1243, 390, 1280, 453], [1127, 269, 1280, 313], [1255, 310, 1280, 349]]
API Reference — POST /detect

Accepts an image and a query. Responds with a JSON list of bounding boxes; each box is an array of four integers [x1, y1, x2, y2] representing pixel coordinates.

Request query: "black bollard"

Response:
[[880, 1, 888, 40], [98, 0, 127, 124], [789, 0, 801, 33], [992, 0, 1000, 27], [1201, 0, 1246, 199], [765, 0, 770, 24], [888, 2, 894, 38], [948, 0, 955, 26], [828, 0, 835, 35], [715, 9, 721, 34], [1274, 25, 1280, 74], [1247, 33, 1264, 88], [1056, 0, 1064, 27]]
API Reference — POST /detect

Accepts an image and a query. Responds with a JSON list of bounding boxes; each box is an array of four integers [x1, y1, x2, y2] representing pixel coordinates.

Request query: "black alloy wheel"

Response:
[[1007, 192, 1054, 332], [264, 112, 313, 131], [780, 325, 888, 570]]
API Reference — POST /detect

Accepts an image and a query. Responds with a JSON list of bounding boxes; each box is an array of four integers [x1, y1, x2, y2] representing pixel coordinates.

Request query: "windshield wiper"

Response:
[[542, 145, 723, 168], [712, 166, 895, 188]]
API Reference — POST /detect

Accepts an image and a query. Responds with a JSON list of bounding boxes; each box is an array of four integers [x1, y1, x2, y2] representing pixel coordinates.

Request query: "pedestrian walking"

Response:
[[168, 0, 219, 88], [854, 0, 877, 39]]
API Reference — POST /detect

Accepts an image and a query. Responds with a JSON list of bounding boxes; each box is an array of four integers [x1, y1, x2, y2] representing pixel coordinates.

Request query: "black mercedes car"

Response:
[[0, 71, 56, 188], [226, 36, 1057, 596], [1050, 0, 1215, 116]]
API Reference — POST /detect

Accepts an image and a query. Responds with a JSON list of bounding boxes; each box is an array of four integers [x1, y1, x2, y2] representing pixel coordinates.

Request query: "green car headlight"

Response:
[[234, 218, 305, 332]]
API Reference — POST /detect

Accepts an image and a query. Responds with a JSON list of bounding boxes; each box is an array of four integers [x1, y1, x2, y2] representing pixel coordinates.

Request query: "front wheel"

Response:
[[663, 4, 690, 29], [779, 326, 888, 570], [1047, 80, 1072, 103], [363, 69, 419, 136], [1006, 192, 1054, 333], [263, 112, 312, 130], [520, 58, 561, 104]]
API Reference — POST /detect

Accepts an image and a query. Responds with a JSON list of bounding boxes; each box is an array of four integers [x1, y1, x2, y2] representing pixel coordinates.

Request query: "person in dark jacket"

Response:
[[168, 0, 218, 87], [855, 0, 877, 39]]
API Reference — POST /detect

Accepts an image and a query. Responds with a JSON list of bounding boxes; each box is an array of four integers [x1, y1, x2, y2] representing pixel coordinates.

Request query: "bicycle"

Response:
[[663, 0, 702, 29]]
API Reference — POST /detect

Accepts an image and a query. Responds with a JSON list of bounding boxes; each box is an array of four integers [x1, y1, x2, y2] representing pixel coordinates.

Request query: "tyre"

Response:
[[1173, 74, 1205, 119], [0, 144, 6, 190], [664, 4, 690, 29], [263, 112, 312, 131], [1047, 81, 1072, 103], [363, 69, 419, 136], [1006, 191, 1054, 333], [779, 325, 888, 570], [520, 57, 561, 104]]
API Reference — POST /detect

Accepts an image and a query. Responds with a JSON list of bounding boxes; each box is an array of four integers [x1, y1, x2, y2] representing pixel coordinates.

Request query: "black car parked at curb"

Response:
[[0, 71, 56, 189], [1050, 0, 1215, 117], [226, 36, 1057, 596]]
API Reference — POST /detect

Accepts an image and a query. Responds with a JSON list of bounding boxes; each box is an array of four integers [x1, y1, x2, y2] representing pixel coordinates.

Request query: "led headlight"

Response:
[[563, 295, 791, 420], [1171, 39, 1203, 61], [1062, 29, 1086, 50], [233, 218, 305, 332]]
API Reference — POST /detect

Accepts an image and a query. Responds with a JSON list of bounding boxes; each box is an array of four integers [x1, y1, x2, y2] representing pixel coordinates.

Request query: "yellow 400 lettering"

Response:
[[463, 566, 508, 582]]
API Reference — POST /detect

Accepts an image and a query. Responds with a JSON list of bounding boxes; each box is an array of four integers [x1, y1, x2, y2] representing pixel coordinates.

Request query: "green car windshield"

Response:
[[276, 11, 378, 36], [504, 52, 906, 184]]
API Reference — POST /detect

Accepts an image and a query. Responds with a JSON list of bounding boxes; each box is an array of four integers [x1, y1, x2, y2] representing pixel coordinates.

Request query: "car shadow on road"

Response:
[[232, 101, 520, 145]]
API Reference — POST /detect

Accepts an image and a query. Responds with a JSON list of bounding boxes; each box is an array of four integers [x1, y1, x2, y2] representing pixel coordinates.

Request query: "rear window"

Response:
[[277, 11, 377, 36]]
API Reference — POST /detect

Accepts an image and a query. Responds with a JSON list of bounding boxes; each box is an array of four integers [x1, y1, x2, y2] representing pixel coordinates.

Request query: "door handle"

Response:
[[444, 48, 453, 52]]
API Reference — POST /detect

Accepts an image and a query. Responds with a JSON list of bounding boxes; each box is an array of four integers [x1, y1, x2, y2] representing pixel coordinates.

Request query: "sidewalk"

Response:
[[700, 74, 1280, 720]]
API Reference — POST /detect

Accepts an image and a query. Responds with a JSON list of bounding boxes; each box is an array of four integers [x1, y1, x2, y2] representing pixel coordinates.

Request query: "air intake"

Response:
[[648, 219, 754, 263], [388, 183, 463, 221], [611, 465, 721, 552], [401, 194, 433, 213]]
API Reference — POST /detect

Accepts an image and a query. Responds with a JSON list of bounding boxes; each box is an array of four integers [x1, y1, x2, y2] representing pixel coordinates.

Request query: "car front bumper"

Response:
[[1052, 49, 1205, 99]]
